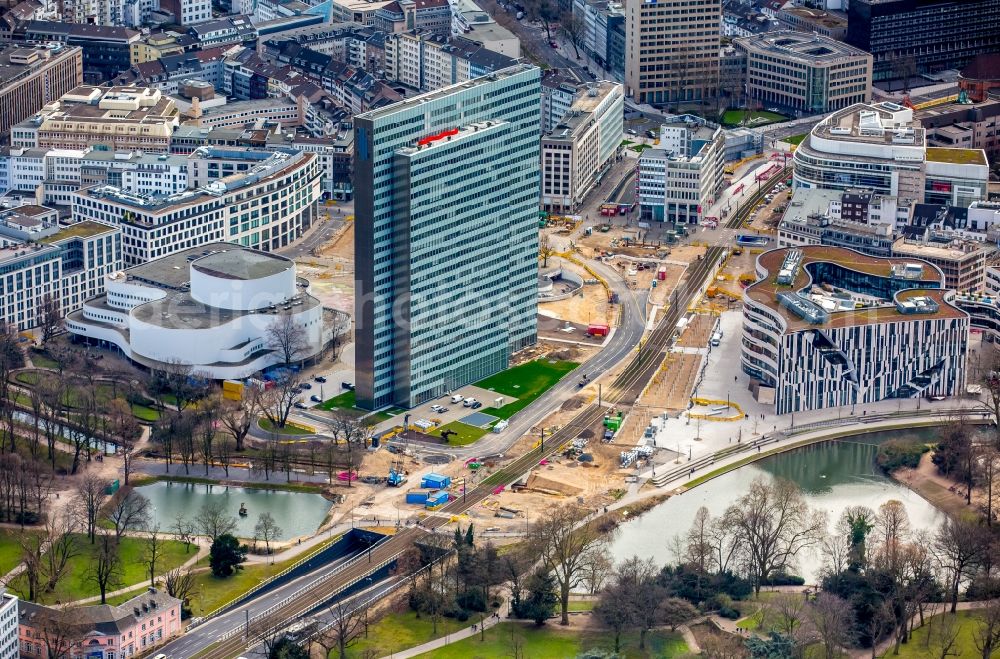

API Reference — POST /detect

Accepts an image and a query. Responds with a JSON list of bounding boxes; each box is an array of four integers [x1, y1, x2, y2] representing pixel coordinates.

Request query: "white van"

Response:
[[710, 332, 722, 347], [450, 394, 464, 403]]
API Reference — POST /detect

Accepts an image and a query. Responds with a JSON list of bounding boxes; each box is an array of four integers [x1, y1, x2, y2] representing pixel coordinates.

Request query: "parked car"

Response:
[[430, 404, 443, 413], [463, 397, 477, 407], [342, 381, 354, 390], [450, 394, 464, 403], [471, 401, 482, 409], [300, 382, 312, 389], [646, 129, 657, 138], [627, 128, 637, 136], [315, 375, 327, 383], [294, 402, 307, 409], [310, 395, 321, 403]]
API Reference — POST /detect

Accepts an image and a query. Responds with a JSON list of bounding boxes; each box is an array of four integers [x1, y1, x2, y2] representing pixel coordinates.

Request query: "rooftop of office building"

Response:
[[357, 64, 535, 121], [38, 220, 117, 243], [24, 85, 178, 128], [0, 44, 77, 88], [746, 245, 965, 331], [735, 30, 869, 62], [810, 102, 926, 148], [925, 146, 988, 166], [543, 82, 620, 141], [891, 237, 990, 261]]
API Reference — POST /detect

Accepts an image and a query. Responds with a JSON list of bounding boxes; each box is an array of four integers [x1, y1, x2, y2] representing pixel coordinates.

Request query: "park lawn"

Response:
[[188, 561, 287, 617], [33, 536, 189, 604], [258, 418, 312, 435], [317, 390, 361, 413], [29, 352, 61, 370], [411, 622, 688, 659], [878, 611, 982, 658], [131, 403, 160, 422], [0, 529, 31, 577], [721, 109, 787, 127], [567, 599, 596, 612], [478, 359, 579, 419], [435, 421, 490, 446], [14, 369, 154, 420], [785, 133, 807, 146], [346, 611, 467, 658]]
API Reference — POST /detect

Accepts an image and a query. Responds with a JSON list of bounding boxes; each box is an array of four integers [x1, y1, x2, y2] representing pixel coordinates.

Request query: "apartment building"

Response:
[[847, 0, 1000, 82], [70, 148, 320, 266], [0, 209, 121, 330], [891, 238, 989, 292], [158, 0, 212, 24], [19, 589, 181, 659], [375, 0, 452, 34], [11, 86, 181, 153], [0, 45, 81, 145], [733, 32, 871, 115], [541, 81, 624, 212], [0, 589, 15, 659], [540, 70, 582, 134], [793, 103, 989, 208], [638, 121, 725, 225], [383, 31, 517, 92], [624, 0, 721, 106], [450, 0, 519, 57], [9, 22, 140, 83], [742, 246, 968, 414], [354, 65, 541, 410], [918, 99, 1000, 161]]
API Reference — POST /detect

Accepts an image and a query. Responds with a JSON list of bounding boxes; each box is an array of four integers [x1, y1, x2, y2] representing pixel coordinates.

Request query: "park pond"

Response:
[[609, 428, 948, 582], [135, 481, 333, 542]]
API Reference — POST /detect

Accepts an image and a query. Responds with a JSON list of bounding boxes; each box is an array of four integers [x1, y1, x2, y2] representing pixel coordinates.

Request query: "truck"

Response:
[[387, 468, 407, 487], [587, 323, 610, 337]]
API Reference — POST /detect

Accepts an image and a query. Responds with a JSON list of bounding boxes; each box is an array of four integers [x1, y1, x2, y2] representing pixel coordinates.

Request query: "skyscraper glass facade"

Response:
[[354, 65, 541, 410]]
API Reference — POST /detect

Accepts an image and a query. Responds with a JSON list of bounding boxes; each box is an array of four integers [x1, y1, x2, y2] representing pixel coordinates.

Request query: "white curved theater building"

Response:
[[65, 243, 324, 379]]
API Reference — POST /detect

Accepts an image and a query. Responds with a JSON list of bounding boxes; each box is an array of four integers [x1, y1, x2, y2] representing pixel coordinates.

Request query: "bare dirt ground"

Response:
[[648, 263, 686, 306], [539, 260, 611, 327], [537, 315, 607, 346], [317, 220, 354, 262], [642, 352, 702, 410], [676, 313, 716, 349]]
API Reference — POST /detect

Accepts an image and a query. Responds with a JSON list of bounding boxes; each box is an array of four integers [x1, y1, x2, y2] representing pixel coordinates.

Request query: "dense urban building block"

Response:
[[11, 86, 181, 153], [958, 53, 1000, 103], [70, 147, 321, 266], [383, 31, 517, 92], [66, 245, 327, 379], [742, 246, 968, 414], [10, 22, 140, 83], [793, 103, 989, 209], [0, 209, 121, 331], [0, 45, 82, 145], [918, 98, 1000, 160], [625, 0, 720, 106], [846, 0, 1000, 82], [541, 81, 624, 213], [733, 32, 872, 115], [354, 65, 541, 410], [638, 121, 725, 225]]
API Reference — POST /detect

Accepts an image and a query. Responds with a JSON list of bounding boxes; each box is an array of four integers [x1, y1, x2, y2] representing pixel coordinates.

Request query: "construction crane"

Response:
[[387, 414, 410, 487]]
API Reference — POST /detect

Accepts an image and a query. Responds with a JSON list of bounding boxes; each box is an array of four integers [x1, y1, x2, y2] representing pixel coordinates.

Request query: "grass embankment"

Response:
[[131, 474, 325, 494], [409, 622, 687, 659], [879, 610, 984, 658], [346, 611, 467, 657], [13, 369, 160, 421], [25, 536, 189, 604], [478, 359, 579, 420], [721, 109, 787, 127], [258, 418, 313, 435], [315, 390, 401, 423], [785, 133, 807, 146], [0, 529, 31, 576]]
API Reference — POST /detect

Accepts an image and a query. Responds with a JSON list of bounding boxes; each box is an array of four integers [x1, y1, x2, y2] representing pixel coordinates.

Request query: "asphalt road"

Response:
[[277, 200, 352, 259]]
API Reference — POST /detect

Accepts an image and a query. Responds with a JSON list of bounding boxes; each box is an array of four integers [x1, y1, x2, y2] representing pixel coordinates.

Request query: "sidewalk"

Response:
[[383, 601, 510, 659]]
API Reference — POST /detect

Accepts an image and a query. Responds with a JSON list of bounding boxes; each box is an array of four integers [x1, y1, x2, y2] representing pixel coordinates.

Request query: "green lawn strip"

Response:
[[258, 418, 312, 435], [721, 109, 787, 126], [683, 419, 951, 489], [410, 622, 687, 659], [131, 403, 160, 422], [347, 611, 468, 658], [435, 421, 490, 446], [0, 529, 33, 576], [878, 611, 982, 658], [28, 536, 189, 604], [629, 144, 652, 153], [15, 371, 41, 386], [566, 599, 596, 612], [29, 353, 61, 370], [785, 133, 807, 146], [188, 561, 288, 617], [478, 360, 578, 420], [317, 389, 359, 412]]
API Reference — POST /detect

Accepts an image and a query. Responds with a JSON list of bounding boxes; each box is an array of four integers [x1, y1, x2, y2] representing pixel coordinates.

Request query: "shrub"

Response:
[[761, 573, 805, 587], [876, 439, 929, 473]]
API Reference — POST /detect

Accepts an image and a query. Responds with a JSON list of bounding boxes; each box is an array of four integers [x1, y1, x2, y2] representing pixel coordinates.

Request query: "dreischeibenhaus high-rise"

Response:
[[353, 64, 541, 410]]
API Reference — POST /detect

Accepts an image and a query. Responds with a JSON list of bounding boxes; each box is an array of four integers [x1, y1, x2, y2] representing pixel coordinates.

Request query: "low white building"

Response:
[[66, 244, 326, 379], [541, 81, 624, 213]]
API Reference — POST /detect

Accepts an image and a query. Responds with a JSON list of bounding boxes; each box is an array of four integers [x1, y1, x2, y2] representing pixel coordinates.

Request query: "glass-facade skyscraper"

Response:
[[354, 65, 541, 410]]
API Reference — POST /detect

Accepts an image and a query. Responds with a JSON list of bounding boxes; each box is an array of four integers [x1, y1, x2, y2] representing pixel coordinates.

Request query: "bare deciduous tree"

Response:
[[721, 477, 826, 595], [220, 390, 258, 451], [315, 599, 373, 659], [144, 523, 163, 587], [254, 512, 282, 561], [194, 499, 237, 542], [164, 566, 199, 607], [74, 473, 106, 543], [934, 516, 990, 613], [808, 592, 855, 659], [265, 315, 310, 366], [973, 599, 1000, 659], [36, 294, 62, 345], [559, 11, 584, 59], [530, 505, 608, 625], [103, 487, 151, 540], [89, 531, 123, 604]]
